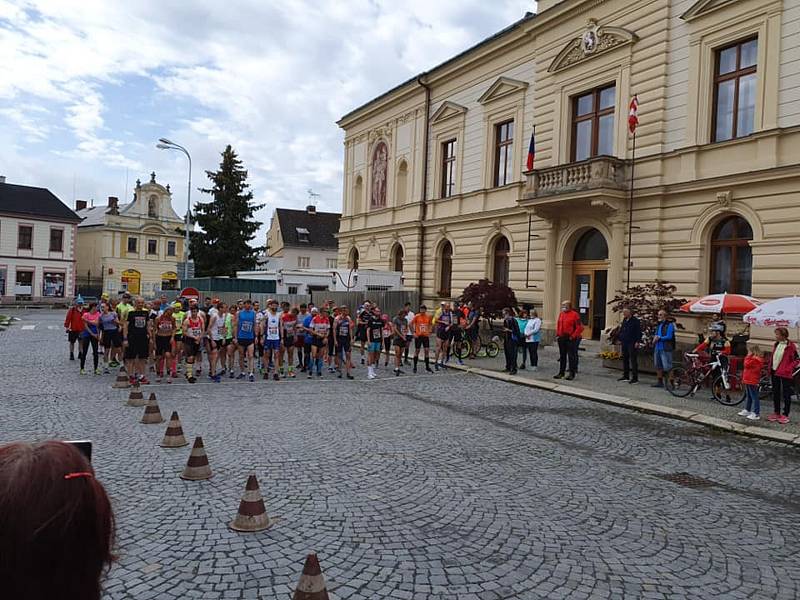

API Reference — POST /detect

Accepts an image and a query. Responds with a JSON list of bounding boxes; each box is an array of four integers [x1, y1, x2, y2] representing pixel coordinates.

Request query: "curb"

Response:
[[450, 364, 800, 448]]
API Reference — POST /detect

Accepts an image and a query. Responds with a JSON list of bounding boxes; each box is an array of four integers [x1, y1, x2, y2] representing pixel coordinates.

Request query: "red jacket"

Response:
[[64, 307, 85, 332], [742, 354, 764, 386], [770, 341, 797, 379], [556, 309, 583, 340]]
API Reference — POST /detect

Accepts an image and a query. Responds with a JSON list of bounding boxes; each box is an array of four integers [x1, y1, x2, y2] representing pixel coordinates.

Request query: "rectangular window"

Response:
[[167, 241, 176, 256], [49, 228, 63, 252], [288, 285, 299, 295], [42, 272, 65, 297], [493, 121, 514, 187], [326, 258, 338, 269], [571, 84, 616, 161], [18, 225, 33, 250], [441, 139, 457, 198], [127, 237, 138, 253], [0, 267, 6, 296], [15, 270, 33, 296], [296, 227, 310, 243], [147, 239, 157, 255], [297, 256, 310, 268], [713, 38, 757, 142]]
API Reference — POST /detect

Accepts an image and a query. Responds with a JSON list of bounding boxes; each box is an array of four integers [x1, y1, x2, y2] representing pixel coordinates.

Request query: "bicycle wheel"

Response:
[[455, 340, 471, 360], [713, 373, 745, 406], [667, 367, 694, 397], [486, 341, 500, 358], [475, 344, 487, 358]]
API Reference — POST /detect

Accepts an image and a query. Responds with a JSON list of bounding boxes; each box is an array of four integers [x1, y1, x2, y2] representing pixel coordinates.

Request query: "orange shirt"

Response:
[[412, 313, 433, 337]]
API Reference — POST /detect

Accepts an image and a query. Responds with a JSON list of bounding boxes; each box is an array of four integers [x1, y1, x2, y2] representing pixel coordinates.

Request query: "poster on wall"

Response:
[[43, 272, 65, 297], [121, 269, 141, 295]]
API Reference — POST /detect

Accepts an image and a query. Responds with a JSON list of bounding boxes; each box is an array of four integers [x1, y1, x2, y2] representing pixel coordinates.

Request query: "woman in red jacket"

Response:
[[768, 327, 797, 424]]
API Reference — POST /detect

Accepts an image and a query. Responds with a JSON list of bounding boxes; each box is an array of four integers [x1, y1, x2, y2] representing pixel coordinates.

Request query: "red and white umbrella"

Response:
[[679, 293, 761, 314], [743, 296, 800, 328]]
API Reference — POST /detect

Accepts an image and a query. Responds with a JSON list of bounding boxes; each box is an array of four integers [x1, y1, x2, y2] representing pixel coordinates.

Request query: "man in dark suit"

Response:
[[617, 307, 642, 384]]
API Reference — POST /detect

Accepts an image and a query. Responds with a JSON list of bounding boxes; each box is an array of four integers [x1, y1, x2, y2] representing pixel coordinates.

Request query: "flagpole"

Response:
[[626, 129, 636, 291]]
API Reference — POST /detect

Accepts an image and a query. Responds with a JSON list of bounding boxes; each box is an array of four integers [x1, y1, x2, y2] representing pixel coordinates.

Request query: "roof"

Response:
[[0, 182, 81, 222], [76, 203, 131, 227], [274, 208, 340, 249], [338, 11, 536, 125]]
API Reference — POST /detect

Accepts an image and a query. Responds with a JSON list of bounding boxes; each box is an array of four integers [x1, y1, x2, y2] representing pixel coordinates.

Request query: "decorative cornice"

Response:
[[431, 101, 468, 125], [548, 19, 638, 73], [477, 76, 529, 105], [681, 0, 740, 21]]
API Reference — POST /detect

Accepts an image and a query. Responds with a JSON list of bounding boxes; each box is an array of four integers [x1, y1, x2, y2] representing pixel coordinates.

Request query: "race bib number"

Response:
[[241, 321, 253, 333], [134, 316, 146, 329]]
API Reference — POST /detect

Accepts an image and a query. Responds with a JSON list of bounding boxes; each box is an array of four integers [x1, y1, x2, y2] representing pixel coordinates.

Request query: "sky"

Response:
[[0, 0, 534, 245]]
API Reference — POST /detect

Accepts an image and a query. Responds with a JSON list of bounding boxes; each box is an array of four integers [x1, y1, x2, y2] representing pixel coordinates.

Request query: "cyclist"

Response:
[[693, 323, 731, 397]]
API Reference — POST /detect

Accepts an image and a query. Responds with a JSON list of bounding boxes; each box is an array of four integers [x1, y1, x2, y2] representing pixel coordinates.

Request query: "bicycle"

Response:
[[668, 352, 743, 405], [455, 321, 500, 359]]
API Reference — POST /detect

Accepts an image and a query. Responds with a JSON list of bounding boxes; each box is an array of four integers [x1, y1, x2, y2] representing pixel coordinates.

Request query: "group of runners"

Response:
[[64, 292, 480, 385]]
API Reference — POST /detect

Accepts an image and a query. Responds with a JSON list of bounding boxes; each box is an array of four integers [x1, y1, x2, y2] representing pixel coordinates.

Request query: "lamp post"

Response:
[[156, 138, 192, 282]]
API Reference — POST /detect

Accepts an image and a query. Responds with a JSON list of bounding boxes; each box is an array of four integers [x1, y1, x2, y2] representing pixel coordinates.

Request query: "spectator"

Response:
[[0, 440, 115, 600], [617, 307, 642, 385], [501, 307, 520, 375], [554, 300, 583, 381], [515, 309, 530, 369], [739, 343, 765, 421], [64, 296, 85, 361], [652, 309, 675, 388], [768, 327, 796, 425], [524, 309, 542, 371]]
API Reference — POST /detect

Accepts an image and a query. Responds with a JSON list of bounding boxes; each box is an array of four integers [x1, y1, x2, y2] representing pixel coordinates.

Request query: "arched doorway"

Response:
[[492, 236, 510, 285], [571, 228, 609, 340], [391, 244, 404, 273]]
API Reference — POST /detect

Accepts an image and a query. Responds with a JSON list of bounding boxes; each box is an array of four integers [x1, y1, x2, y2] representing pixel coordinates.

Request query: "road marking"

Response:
[[21, 325, 36, 330]]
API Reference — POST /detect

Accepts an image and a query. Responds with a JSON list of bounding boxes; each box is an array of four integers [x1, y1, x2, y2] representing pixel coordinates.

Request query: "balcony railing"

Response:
[[524, 156, 628, 199]]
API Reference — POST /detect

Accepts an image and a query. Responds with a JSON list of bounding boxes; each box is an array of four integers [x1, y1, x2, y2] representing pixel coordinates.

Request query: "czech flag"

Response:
[[526, 127, 536, 171], [628, 95, 639, 134]]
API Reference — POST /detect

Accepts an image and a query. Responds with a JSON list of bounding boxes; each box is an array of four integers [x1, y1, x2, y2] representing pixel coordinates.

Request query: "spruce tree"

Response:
[[189, 145, 264, 277]]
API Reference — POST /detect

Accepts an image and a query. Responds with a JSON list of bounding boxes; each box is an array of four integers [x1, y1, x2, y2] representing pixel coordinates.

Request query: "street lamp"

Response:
[[156, 138, 192, 282]]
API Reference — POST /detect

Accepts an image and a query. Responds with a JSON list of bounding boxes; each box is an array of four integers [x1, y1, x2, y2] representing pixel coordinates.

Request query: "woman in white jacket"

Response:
[[524, 310, 542, 371]]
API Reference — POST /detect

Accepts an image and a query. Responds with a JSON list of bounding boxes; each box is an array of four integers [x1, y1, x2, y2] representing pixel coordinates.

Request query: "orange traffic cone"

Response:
[[180, 436, 212, 480], [159, 411, 188, 448], [229, 474, 271, 532], [113, 365, 130, 389], [140, 392, 164, 424], [126, 387, 146, 407], [292, 553, 330, 600]]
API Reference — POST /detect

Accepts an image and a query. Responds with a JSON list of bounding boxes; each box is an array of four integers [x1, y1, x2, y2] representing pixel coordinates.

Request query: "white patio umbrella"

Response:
[[742, 296, 800, 328]]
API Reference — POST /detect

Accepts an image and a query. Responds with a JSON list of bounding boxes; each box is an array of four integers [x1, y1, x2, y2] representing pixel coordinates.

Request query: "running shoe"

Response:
[[140, 377, 150, 385], [109, 360, 119, 368], [229, 371, 236, 379], [737, 409, 750, 417], [167, 377, 172, 384], [746, 412, 759, 420], [346, 374, 354, 380], [767, 413, 780, 422], [220, 368, 227, 377], [188, 376, 196, 384], [80, 368, 86, 375], [778, 415, 790, 424], [263, 373, 269, 380], [237, 373, 246, 380], [103, 367, 110, 375], [249, 374, 255, 382], [213, 375, 221, 383], [338, 372, 343, 379], [273, 373, 280, 381], [289, 371, 296, 378], [308, 372, 313, 379]]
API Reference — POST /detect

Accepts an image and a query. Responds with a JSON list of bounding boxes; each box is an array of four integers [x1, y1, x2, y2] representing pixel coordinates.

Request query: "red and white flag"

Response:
[[628, 95, 639, 134]]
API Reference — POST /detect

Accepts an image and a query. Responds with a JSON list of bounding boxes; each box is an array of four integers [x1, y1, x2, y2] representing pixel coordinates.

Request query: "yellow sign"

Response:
[[161, 271, 178, 280], [121, 269, 141, 295]]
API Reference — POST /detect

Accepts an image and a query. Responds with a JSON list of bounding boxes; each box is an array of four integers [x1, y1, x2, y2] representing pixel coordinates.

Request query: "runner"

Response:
[[296, 303, 309, 372], [356, 302, 371, 365], [261, 300, 282, 381], [254, 300, 264, 373], [172, 301, 185, 377], [123, 297, 151, 385], [99, 302, 121, 373], [411, 305, 434, 373], [309, 307, 330, 378], [225, 304, 237, 378], [64, 297, 85, 361], [326, 305, 337, 373], [181, 304, 204, 384], [301, 307, 314, 375], [154, 306, 177, 383], [391, 308, 408, 376], [382, 314, 393, 368], [79, 302, 101, 375], [366, 306, 384, 380], [403, 302, 414, 366], [281, 306, 298, 379], [334, 306, 355, 379], [434, 302, 454, 370], [205, 299, 220, 376], [233, 299, 257, 381], [449, 310, 465, 366], [207, 302, 228, 383]]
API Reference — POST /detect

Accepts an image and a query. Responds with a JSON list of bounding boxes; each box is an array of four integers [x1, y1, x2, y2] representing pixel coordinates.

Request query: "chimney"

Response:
[[306, 205, 316, 215], [107, 196, 119, 214], [0, 175, 6, 184], [75, 199, 88, 211]]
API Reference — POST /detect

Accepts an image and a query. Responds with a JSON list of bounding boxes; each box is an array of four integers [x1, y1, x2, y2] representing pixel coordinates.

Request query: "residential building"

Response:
[[265, 205, 341, 272], [236, 268, 402, 295], [75, 172, 185, 297], [0, 176, 81, 302], [337, 0, 800, 340]]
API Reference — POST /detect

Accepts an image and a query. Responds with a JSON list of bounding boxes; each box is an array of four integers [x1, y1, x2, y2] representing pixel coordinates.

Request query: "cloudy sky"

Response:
[[0, 0, 533, 244]]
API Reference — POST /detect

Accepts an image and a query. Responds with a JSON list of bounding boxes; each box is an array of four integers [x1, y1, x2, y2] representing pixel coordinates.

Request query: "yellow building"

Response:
[[75, 172, 185, 297], [337, 0, 800, 340]]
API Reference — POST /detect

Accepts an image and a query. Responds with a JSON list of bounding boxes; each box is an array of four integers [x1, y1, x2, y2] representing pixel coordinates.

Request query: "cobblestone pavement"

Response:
[[466, 340, 800, 436], [2, 309, 800, 600]]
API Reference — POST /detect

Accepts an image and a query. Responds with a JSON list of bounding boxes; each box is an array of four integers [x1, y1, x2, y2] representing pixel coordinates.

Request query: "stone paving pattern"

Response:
[[2, 310, 800, 599]]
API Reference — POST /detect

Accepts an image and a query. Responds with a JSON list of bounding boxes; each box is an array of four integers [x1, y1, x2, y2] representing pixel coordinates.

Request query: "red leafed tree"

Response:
[[459, 279, 518, 318]]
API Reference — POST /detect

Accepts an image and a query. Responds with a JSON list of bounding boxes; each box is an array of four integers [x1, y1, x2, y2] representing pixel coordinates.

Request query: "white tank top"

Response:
[[265, 313, 281, 341]]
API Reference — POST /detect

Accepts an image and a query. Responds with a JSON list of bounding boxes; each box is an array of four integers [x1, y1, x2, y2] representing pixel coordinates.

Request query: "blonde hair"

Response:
[[748, 343, 762, 356]]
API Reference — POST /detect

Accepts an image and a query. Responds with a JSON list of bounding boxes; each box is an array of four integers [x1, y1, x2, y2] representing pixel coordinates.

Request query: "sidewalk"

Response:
[[450, 339, 800, 446]]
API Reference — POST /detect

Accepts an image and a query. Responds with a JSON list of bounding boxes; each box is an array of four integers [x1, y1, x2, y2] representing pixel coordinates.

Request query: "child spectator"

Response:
[[739, 343, 764, 421]]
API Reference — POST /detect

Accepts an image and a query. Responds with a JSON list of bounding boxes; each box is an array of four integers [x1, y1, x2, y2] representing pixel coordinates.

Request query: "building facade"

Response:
[[0, 177, 81, 302], [337, 0, 800, 339], [265, 205, 341, 271], [75, 173, 185, 298]]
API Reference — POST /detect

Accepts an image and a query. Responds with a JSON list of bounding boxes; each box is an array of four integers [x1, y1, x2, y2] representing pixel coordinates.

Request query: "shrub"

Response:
[[459, 279, 518, 318], [607, 280, 686, 340]]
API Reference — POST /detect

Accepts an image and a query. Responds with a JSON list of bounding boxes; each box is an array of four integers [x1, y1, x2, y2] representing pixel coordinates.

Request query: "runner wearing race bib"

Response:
[[234, 299, 257, 382], [412, 305, 434, 373], [308, 308, 330, 378], [280, 308, 298, 378], [181, 305, 204, 383], [261, 301, 282, 381], [155, 307, 176, 383], [334, 306, 355, 380]]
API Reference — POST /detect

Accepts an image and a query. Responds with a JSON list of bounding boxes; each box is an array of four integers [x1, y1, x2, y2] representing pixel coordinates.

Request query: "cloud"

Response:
[[0, 0, 533, 243]]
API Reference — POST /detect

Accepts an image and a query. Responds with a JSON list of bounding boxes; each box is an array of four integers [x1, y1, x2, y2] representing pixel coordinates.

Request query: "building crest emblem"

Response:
[[581, 20, 600, 55]]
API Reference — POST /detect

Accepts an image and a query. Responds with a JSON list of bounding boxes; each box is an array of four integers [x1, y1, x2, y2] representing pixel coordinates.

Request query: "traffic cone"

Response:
[[180, 436, 212, 480], [229, 474, 271, 532], [292, 553, 330, 600], [140, 392, 164, 424], [126, 387, 146, 407], [159, 411, 188, 448], [113, 365, 130, 389]]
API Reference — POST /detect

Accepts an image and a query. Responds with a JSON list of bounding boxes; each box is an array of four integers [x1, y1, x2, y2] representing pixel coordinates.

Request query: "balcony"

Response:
[[524, 156, 629, 200]]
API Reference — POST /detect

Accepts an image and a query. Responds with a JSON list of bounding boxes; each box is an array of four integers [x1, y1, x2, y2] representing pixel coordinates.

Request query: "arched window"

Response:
[[492, 236, 510, 285], [353, 175, 363, 214], [710, 216, 753, 295], [573, 229, 609, 261], [348, 247, 359, 270], [395, 160, 408, 206], [391, 244, 404, 273], [148, 195, 158, 218], [439, 241, 453, 297]]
